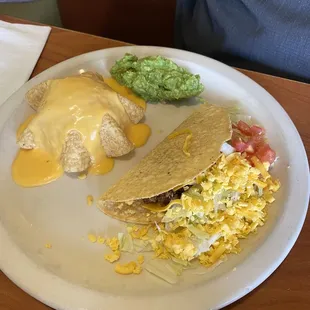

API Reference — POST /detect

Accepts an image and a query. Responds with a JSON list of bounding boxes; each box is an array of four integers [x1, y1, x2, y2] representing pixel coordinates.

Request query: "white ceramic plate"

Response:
[[0, 46, 309, 310]]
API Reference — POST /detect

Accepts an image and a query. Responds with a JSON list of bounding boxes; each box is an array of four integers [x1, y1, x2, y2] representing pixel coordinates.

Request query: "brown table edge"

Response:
[[1, 14, 309, 88], [0, 14, 130, 47]]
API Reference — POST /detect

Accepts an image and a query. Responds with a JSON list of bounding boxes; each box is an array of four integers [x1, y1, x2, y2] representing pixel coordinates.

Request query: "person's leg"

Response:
[[175, 0, 310, 83]]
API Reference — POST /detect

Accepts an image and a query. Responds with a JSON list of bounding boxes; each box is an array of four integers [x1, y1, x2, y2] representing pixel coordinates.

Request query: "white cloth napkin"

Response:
[[0, 20, 51, 106]]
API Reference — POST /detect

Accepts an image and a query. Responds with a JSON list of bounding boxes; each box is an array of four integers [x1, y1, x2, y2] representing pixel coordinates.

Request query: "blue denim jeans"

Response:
[[175, 0, 310, 82]]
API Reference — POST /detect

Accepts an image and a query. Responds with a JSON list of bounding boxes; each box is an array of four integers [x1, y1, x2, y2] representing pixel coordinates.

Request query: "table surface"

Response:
[[0, 14, 309, 310]]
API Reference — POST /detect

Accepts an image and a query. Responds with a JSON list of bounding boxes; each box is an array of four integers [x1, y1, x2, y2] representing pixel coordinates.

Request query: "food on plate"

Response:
[[104, 236, 121, 262], [115, 261, 142, 275], [104, 77, 146, 110], [98, 104, 231, 223], [110, 53, 204, 102], [97, 103, 280, 282], [87, 195, 94, 206], [106, 237, 120, 251], [231, 120, 276, 164], [104, 251, 121, 263], [97, 236, 106, 244], [44, 243, 52, 249], [137, 255, 145, 264], [12, 71, 151, 187], [87, 233, 97, 243]]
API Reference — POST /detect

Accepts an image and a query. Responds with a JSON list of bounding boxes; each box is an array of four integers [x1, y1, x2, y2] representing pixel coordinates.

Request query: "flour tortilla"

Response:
[[98, 103, 232, 224]]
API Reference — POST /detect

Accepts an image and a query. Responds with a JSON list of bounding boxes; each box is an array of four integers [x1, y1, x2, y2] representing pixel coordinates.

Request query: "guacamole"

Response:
[[110, 54, 204, 102]]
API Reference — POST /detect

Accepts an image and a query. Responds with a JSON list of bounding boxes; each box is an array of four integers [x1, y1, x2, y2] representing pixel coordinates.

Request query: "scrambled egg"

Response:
[[92, 153, 280, 279], [137, 255, 145, 265], [104, 237, 122, 263], [128, 153, 280, 269], [128, 225, 150, 239], [45, 243, 52, 249], [87, 233, 105, 244], [87, 233, 97, 243], [104, 250, 121, 263], [97, 236, 106, 244], [106, 237, 120, 251], [87, 195, 94, 206], [85, 231, 145, 274], [115, 261, 142, 275]]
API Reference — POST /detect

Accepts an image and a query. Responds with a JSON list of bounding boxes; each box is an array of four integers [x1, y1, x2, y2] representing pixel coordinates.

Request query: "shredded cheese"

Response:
[[86, 195, 94, 206], [183, 134, 192, 157], [168, 129, 193, 157], [251, 156, 270, 180]]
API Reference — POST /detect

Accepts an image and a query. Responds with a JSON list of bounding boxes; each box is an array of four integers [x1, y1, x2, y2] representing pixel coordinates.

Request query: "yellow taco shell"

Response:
[[98, 103, 232, 223]]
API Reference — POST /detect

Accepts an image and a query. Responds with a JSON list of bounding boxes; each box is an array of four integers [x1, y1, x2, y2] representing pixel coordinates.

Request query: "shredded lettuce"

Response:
[[171, 256, 190, 267], [232, 114, 252, 124], [166, 261, 184, 276], [133, 239, 152, 252], [144, 260, 181, 284], [228, 109, 252, 124], [187, 224, 210, 239], [192, 259, 225, 275], [195, 233, 221, 255], [230, 191, 240, 201], [162, 206, 187, 223], [118, 233, 134, 253], [213, 194, 225, 213], [219, 103, 253, 124]]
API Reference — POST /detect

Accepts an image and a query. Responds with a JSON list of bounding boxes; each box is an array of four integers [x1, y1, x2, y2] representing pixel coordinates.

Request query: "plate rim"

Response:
[[0, 45, 309, 310]]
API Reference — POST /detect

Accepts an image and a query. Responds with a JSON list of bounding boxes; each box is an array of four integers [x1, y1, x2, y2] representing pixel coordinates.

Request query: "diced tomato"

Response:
[[250, 125, 265, 136], [232, 120, 275, 164], [247, 134, 265, 151], [245, 153, 255, 165], [256, 144, 276, 164], [237, 121, 252, 136], [245, 144, 255, 153], [231, 137, 248, 152]]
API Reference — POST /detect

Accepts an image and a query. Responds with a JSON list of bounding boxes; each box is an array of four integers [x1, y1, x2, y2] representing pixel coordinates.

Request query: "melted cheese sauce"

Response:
[[126, 123, 151, 147], [16, 114, 36, 139], [12, 149, 63, 187], [88, 150, 115, 175], [104, 78, 146, 110], [141, 202, 169, 212], [12, 75, 151, 187], [28, 76, 131, 158]]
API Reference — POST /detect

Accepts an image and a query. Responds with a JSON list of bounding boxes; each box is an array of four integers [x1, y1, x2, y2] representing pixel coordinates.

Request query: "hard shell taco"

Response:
[[98, 103, 232, 223]]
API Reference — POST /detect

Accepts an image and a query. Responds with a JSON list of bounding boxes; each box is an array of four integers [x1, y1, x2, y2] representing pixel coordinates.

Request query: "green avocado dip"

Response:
[[110, 53, 204, 102]]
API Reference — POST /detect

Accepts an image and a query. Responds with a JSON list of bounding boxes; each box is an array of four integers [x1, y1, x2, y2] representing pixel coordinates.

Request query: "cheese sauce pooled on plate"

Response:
[[12, 149, 63, 187], [12, 75, 150, 187]]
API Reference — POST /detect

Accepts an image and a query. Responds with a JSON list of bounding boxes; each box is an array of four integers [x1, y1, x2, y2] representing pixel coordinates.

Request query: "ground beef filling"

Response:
[[142, 189, 184, 206]]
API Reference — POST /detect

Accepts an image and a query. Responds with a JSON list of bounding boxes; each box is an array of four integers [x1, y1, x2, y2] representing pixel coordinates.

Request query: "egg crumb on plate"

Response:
[[104, 250, 121, 263], [106, 237, 120, 251], [87, 233, 97, 243], [44, 243, 52, 249], [137, 255, 145, 265], [86, 195, 94, 206], [97, 236, 105, 244], [115, 261, 142, 275], [128, 225, 150, 239]]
